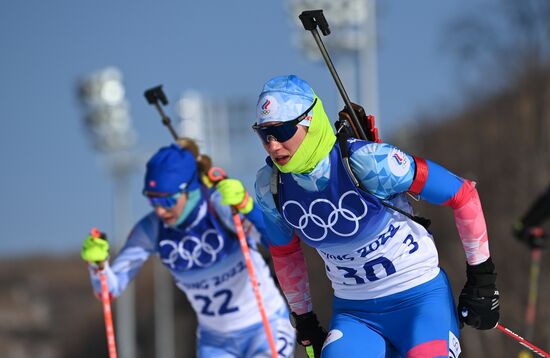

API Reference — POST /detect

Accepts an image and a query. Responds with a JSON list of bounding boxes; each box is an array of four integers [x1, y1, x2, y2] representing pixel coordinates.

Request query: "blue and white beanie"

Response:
[[256, 75, 315, 127]]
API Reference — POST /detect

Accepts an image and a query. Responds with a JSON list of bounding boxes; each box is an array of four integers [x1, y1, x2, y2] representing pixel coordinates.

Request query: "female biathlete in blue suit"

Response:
[[252, 75, 500, 358], [81, 138, 295, 358]]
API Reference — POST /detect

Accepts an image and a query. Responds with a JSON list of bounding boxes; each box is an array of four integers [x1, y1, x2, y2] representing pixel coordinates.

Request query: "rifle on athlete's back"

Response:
[[299, 9, 434, 229], [299, 10, 381, 144]]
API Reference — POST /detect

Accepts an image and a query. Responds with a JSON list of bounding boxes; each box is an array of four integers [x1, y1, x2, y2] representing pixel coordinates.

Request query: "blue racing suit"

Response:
[[255, 139, 490, 357], [87, 185, 295, 358]]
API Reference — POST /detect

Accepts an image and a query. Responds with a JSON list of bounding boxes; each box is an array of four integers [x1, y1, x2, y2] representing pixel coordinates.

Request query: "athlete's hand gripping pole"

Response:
[[292, 311, 327, 358], [299, 9, 367, 140], [89, 228, 118, 358], [144, 85, 179, 140], [208, 167, 278, 358], [496, 324, 550, 357]]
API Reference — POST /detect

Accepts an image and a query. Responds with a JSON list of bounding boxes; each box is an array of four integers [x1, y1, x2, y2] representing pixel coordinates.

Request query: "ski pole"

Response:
[[298, 9, 367, 140], [208, 167, 278, 358], [496, 324, 550, 357], [144, 85, 179, 140], [90, 228, 118, 358]]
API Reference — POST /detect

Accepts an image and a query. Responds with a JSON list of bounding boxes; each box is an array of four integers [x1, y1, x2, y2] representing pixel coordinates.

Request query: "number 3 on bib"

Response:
[[334, 234, 421, 284]]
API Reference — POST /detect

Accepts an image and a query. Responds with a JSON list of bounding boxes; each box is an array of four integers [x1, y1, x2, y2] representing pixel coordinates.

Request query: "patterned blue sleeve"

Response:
[[348, 139, 415, 199], [88, 213, 158, 297], [348, 139, 465, 205], [254, 164, 294, 246]]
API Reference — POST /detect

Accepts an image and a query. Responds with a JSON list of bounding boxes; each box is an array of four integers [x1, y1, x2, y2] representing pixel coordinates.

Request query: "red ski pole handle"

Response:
[[89, 227, 117, 358], [206, 166, 278, 357], [99, 272, 118, 358], [496, 324, 549, 357]]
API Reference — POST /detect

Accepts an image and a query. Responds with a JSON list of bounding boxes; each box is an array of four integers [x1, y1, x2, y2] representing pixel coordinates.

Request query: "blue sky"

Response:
[[0, 1, 476, 256]]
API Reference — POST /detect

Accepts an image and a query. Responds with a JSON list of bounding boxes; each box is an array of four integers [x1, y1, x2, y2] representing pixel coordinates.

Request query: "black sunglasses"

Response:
[[252, 98, 317, 144]]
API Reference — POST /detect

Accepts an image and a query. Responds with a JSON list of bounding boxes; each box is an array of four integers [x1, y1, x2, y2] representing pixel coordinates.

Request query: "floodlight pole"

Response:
[[111, 157, 137, 358], [360, 0, 380, 122], [77, 67, 138, 358]]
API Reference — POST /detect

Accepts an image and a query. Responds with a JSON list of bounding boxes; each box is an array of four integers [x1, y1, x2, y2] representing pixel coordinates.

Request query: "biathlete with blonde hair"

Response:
[[81, 138, 295, 358]]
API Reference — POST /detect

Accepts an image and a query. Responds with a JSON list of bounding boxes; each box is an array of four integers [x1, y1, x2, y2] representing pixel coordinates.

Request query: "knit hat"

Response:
[[256, 75, 315, 126], [143, 144, 199, 195]]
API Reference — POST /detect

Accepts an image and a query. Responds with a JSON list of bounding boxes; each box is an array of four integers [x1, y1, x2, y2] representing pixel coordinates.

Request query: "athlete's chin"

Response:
[[162, 217, 177, 226], [274, 156, 291, 165]]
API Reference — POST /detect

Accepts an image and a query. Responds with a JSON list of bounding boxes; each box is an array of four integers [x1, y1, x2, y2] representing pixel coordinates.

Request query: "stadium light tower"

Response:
[[175, 90, 231, 166], [77, 67, 138, 358], [286, 0, 380, 124]]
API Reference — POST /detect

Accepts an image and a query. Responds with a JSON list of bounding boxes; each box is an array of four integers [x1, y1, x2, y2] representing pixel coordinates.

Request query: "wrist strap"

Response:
[[235, 192, 250, 210]]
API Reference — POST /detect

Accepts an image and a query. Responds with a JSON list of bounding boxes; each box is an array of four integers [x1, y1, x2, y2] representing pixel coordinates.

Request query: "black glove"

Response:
[[291, 311, 327, 358], [513, 221, 546, 248], [458, 257, 500, 330]]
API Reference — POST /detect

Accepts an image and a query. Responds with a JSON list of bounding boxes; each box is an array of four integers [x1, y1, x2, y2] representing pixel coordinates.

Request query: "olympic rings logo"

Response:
[[281, 190, 368, 241], [159, 229, 224, 269]]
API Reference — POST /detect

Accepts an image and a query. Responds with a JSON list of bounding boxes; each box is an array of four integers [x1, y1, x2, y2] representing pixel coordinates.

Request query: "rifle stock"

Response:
[[338, 103, 381, 142]]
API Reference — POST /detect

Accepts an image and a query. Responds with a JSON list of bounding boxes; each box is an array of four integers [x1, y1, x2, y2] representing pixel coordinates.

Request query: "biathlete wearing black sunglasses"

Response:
[[252, 98, 317, 144]]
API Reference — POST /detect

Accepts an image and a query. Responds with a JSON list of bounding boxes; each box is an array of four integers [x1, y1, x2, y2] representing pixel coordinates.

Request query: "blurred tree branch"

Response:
[[443, 0, 550, 188]]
